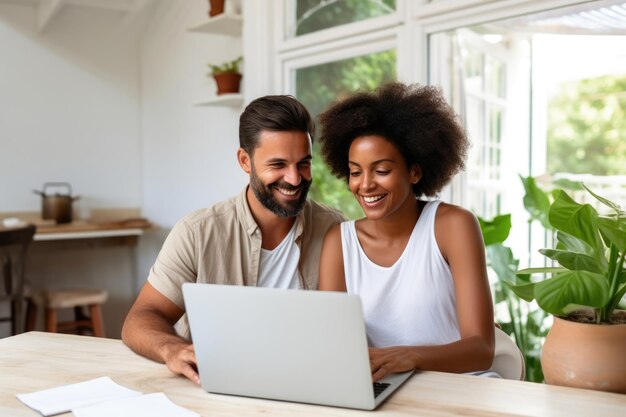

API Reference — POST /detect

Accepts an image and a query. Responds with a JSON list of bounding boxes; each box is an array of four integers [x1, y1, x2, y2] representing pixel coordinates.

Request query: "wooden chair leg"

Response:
[[10, 299, 25, 335], [45, 308, 57, 333], [10, 301, 18, 335], [89, 304, 105, 337], [73, 306, 88, 335], [25, 299, 37, 332]]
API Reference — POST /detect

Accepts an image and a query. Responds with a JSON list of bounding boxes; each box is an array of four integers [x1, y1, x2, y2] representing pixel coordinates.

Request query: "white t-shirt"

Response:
[[257, 223, 301, 289]]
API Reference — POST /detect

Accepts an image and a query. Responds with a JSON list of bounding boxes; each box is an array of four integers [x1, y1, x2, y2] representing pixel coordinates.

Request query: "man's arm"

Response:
[[318, 224, 347, 291], [121, 282, 200, 384]]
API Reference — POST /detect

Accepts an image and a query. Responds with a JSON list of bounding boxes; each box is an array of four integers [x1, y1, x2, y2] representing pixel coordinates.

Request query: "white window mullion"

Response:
[[279, 14, 401, 53], [279, 26, 399, 63]]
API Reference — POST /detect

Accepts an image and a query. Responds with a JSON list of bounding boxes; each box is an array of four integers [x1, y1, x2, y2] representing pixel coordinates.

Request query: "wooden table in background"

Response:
[[33, 218, 151, 243], [31, 218, 151, 296], [1, 332, 625, 417]]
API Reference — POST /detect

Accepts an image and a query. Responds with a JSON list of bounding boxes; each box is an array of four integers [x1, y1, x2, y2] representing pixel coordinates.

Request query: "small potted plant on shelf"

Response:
[[208, 0, 225, 17], [208, 56, 242, 95], [508, 184, 626, 393]]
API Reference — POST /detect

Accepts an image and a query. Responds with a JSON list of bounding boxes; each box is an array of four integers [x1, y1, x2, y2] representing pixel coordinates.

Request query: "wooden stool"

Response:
[[25, 288, 108, 337]]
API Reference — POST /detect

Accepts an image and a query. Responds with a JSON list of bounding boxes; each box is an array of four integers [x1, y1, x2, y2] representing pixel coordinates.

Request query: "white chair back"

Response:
[[490, 327, 525, 380]]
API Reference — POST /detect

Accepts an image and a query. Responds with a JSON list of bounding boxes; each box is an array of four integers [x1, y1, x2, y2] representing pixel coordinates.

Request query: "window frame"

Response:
[[273, 0, 409, 94]]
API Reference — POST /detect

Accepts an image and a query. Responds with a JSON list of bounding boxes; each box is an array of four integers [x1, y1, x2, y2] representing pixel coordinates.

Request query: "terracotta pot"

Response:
[[541, 312, 626, 394], [213, 72, 242, 95], [208, 0, 225, 17]]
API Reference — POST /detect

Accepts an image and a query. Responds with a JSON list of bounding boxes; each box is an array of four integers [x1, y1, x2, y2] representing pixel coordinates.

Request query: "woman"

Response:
[[318, 83, 495, 381]]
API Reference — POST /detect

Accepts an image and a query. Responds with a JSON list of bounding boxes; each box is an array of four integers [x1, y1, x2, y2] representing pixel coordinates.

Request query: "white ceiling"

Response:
[[0, 0, 155, 31], [495, 0, 626, 35]]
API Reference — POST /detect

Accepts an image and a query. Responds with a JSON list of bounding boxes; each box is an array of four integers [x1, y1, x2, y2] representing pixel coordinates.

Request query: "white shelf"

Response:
[[187, 14, 243, 36], [194, 94, 244, 107]]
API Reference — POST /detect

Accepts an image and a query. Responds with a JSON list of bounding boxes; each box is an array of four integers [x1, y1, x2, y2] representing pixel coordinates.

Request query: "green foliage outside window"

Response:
[[547, 74, 626, 176], [295, 0, 396, 37], [295, 50, 397, 219]]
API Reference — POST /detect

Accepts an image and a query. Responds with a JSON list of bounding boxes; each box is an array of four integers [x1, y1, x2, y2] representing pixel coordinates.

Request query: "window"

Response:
[[291, 0, 396, 37], [427, 0, 626, 267]]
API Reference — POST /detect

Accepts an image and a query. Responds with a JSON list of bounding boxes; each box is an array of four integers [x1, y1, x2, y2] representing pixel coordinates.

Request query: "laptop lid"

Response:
[[182, 284, 411, 410]]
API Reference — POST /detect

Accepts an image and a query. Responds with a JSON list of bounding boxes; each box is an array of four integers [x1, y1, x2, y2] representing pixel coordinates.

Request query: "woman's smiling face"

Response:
[[348, 135, 421, 221]]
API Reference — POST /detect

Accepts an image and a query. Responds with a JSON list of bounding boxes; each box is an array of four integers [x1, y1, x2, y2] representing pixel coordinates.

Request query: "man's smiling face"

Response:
[[247, 130, 313, 218]]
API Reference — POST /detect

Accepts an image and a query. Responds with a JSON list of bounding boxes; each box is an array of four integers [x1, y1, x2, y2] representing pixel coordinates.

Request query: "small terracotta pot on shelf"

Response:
[[209, 0, 225, 17], [213, 72, 242, 95]]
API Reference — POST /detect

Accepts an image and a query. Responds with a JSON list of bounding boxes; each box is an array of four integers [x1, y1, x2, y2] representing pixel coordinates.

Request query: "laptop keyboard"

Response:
[[373, 382, 391, 398]]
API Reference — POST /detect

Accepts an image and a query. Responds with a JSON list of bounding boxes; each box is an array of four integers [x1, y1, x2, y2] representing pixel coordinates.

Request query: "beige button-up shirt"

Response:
[[148, 186, 345, 339]]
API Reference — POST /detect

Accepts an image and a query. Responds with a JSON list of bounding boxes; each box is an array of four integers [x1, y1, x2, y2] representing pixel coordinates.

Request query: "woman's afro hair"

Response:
[[318, 82, 469, 197]]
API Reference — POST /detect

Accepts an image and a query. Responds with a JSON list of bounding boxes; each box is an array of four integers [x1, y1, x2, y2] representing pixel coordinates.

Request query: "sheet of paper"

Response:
[[72, 392, 200, 417], [16, 376, 142, 416]]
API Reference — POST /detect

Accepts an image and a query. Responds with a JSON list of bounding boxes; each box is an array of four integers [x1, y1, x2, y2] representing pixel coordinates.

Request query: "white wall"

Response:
[[140, 0, 247, 229], [0, 0, 247, 338], [0, 3, 142, 217]]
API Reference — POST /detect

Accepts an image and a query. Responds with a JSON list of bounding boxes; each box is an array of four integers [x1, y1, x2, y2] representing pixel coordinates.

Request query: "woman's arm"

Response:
[[369, 204, 495, 380], [318, 224, 347, 291]]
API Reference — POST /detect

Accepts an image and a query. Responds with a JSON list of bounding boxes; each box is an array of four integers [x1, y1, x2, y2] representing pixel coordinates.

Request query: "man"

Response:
[[122, 95, 344, 384]]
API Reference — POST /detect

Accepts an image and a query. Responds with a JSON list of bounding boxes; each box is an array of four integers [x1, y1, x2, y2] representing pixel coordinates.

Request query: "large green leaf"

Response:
[[503, 281, 536, 302], [538, 249, 604, 274], [520, 176, 551, 228], [478, 214, 511, 246], [515, 271, 532, 285], [552, 178, 584, 191], [597, 216, 626, 254], [556, 231, 594, 256], [534, 271, 610, 315], [582, 184, 624, 215], [487, 244, 518, 282], [549, 190, 603, 253], [494, 285, 507, 304]]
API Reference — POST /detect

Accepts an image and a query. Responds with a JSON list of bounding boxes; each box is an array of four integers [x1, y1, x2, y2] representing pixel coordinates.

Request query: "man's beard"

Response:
[[249, 165, 311, 218]]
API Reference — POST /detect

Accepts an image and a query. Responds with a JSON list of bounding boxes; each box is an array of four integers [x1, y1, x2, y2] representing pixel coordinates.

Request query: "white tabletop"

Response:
[[1, 332, 625, 417]]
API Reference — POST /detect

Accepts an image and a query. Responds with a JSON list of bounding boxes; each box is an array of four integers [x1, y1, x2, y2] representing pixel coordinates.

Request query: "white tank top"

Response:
[[341, 200, 461, 348]]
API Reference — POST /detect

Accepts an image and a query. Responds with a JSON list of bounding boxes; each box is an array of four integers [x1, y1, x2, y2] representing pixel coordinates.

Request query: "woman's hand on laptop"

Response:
[[164, 343, 200, 384], [369, 347, 417, 381]]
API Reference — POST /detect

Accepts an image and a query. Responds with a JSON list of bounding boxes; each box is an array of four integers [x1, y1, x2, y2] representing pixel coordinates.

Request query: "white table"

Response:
[[1, 332, 625, 416]]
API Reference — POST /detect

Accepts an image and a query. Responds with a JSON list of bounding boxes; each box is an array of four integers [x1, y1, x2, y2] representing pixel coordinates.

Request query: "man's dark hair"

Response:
[[318, 82, 468, 198], [239, 95, 315, 154]]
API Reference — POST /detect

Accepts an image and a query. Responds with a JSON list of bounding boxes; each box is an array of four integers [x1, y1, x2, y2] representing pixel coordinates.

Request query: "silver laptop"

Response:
[[182, 283, 413, 410]]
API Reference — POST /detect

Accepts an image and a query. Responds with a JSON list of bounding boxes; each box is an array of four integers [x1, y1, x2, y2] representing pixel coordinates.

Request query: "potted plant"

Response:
[[208, 56, 242, 95], [508, 184, 626, 393], [208, 0, 225, 17]]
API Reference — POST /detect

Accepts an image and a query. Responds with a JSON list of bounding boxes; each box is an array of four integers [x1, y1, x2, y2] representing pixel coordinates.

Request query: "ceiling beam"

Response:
[[37, 0, 63, 32]]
